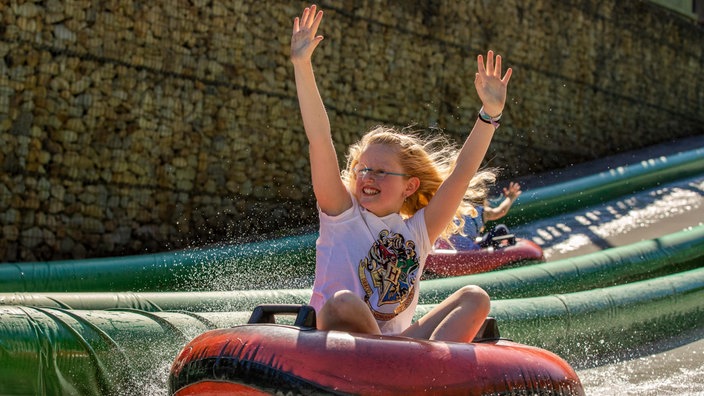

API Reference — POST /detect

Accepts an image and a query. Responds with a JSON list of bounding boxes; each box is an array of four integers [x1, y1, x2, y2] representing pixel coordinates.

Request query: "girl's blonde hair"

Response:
[[342, 126, 497, 240]]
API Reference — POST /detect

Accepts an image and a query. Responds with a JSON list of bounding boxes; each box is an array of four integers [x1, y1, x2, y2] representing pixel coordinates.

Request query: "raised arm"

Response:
[[424, 51, 512, 241], [291, 5, 351, 215], [483, 182, 522, 221]]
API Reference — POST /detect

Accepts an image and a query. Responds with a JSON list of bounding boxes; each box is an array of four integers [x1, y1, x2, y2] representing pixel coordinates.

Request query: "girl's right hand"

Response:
[[291, 5, 324, 64]]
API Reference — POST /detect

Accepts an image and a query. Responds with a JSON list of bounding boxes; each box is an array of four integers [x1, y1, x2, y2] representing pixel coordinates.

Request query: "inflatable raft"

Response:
[[426, 237, 544, 278], [169, 305, 584, 395]]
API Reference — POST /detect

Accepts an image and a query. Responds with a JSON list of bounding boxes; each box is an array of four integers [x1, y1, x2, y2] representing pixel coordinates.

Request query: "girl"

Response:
[[291, 5, 512, 342]]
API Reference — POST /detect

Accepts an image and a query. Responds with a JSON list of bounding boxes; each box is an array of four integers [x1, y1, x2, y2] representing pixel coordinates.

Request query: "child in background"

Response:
[[449, 181, 522, 250], [291, 5, 512, 342]]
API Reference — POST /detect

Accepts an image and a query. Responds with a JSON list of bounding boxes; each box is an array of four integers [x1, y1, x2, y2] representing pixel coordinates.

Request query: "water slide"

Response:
[[0, 144, 702, 394]]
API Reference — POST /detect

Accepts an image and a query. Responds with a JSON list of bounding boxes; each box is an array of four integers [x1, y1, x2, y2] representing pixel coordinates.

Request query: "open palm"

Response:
[[475, 50, 512, 117], [291, 5, 324, 63]]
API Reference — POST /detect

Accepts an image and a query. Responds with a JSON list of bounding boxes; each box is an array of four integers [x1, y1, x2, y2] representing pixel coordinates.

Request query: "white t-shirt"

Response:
[[309, 194, 431, 335]]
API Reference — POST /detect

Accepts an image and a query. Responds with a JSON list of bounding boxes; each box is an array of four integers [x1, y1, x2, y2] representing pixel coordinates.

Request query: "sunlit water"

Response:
[[514, 175, 704, 261], [577, 329, 704, 395]]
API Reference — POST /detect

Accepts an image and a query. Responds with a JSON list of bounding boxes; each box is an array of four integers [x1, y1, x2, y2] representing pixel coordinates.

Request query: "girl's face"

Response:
[[353, 144, 418, 217]]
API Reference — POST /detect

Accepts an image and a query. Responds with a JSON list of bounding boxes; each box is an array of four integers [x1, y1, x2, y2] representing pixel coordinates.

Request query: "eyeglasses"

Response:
[[353, 164, 411, 180]]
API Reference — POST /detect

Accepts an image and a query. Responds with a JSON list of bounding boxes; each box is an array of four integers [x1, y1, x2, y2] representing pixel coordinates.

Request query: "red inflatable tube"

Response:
[[169, 320, 583, 395], [425, 238, 544, 277]]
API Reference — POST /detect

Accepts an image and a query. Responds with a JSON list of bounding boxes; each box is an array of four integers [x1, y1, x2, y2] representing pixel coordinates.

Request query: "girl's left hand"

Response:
[[474, 50, 512, 117], [291, 5, 324, 64]]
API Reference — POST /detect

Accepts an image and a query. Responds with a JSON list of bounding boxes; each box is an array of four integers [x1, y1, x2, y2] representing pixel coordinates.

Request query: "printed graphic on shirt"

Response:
[[358, 229, 420, 321]]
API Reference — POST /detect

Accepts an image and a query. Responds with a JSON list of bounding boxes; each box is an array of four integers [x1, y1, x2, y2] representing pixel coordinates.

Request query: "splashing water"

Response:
[[577, 329, 704, 395]]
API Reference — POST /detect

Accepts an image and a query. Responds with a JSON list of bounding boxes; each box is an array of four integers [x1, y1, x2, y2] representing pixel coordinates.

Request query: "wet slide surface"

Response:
[[578, 328, 704, 395], [514, 174, 704, 262], [507, 137, 704, 395]]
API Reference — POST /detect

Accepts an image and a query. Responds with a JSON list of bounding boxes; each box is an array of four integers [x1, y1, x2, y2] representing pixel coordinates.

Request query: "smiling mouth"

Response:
[[362, 187, 379, 195]]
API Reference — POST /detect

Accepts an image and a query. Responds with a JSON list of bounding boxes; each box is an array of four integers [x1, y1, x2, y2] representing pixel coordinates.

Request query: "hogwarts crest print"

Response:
[[358, 230, 420, 321]]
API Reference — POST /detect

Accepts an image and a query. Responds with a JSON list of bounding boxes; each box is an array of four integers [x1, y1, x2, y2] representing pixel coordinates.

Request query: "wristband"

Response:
[[478, 107, 501, 129]]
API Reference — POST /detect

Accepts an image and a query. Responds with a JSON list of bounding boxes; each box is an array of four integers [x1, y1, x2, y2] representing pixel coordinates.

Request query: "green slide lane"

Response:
[[500, 146, 704, 226], [0, 233, 317, 292]]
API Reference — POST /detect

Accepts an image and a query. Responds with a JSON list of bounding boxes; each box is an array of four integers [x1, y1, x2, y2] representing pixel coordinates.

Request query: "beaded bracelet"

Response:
[[478, 107, 501, 129]]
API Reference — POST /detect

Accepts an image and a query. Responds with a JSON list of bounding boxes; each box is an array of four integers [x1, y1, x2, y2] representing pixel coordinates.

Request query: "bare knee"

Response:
[[318, 290, 380, 334], [322, 290, 365, 318], [413, 285, 491, 342], [454, 285, 491, 315]]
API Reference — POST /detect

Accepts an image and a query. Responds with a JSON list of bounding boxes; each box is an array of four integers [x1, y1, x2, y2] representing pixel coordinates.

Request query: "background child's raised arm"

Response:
[[291, 6, 351, 216]]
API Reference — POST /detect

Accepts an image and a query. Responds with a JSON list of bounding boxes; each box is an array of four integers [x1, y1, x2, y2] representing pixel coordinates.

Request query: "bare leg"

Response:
[[401, 285, 490, 342], [317, 290, 382, 335]]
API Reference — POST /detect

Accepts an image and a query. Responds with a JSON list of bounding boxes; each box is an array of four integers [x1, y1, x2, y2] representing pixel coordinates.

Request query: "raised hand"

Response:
[[291, 5, 324, 64], [503, 182, 522, 200], [474, 50, 512, 117]]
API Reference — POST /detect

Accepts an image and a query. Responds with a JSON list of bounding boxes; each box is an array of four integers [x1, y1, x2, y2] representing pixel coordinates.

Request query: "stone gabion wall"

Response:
[[0, 0, 702, 262]]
